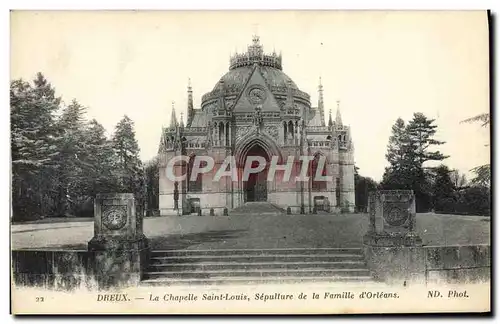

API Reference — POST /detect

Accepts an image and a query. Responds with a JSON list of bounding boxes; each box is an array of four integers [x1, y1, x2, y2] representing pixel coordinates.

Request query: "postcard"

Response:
[[10, 10, 491, 314]]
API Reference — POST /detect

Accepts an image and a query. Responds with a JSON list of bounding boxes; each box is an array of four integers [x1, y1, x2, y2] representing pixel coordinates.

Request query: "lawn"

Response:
[[11, 213, 490, 251]]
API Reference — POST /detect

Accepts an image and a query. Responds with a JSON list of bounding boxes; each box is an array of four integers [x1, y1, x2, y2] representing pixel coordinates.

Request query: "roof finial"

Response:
[[328, 108, 333, 127]]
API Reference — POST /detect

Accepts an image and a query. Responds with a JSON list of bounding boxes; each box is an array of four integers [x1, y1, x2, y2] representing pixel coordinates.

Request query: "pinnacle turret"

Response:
[[187, 78, 194, 125], [229, 35, 283, 70], [335, 100, 343, 127], [318, 77, 325, 126], [169, 101, 178, 128]]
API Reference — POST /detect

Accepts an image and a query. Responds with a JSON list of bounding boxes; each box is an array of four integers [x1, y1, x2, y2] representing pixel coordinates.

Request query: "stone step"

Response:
[[147, 260, 367, 271], [229, 202, 285, 216], [141, 276, 375, 286], [150, 247, 363, 257], [142, 247, 372, 285], [144, 268, 371, 280], [149, 254, 364, 264]]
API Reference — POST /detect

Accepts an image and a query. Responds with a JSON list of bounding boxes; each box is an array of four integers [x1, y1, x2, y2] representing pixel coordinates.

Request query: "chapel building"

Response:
[[158, 36, 355, 215]]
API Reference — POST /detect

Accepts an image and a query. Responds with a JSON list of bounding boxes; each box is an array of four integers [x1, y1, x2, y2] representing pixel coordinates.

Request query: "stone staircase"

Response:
[[229, 202, 286, 216], [141, 248, 375, 286]]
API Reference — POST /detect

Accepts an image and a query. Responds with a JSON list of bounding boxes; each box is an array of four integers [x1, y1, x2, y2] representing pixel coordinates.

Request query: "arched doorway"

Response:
[[243, 144, 270, 202]]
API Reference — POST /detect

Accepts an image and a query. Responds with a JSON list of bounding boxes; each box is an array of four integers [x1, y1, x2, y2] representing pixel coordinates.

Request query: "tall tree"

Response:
[[11, 73, 62, 220], [406, 113, 448, 167], [112, 115, 145, 213], [82, 119, 117, 195], [381, 113, 447, 212], [385, 118, 410, 170], [55, 99, 88, 216]]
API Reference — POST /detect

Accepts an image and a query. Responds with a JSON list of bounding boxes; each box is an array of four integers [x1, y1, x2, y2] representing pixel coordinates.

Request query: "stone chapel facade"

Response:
[[158, 36, 355, 216]]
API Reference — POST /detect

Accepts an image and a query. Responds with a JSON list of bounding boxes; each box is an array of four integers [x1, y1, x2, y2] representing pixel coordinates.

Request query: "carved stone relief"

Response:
[[235, 126, 254, 144], [263, 125, 279, 139], [101, 205, 128, 230]]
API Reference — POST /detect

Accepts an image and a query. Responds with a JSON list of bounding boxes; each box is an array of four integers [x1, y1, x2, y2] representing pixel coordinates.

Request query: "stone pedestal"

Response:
[[88, 193, 150, 289], [362, 190, 424, 284]]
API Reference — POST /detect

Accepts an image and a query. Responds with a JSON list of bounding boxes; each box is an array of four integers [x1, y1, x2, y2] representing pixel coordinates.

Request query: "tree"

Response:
[[455, 186, 490, 216], [82, 119, 117, 195], [462, 113, 490, 127], [354, 166, 378, 213], [381, 118, 414, 189], [144, 157, 159, 215], [406, 113, 448, 167], [381, 113, 448, 212], [54, 99, 88, 216], [11, 73, 62, 220], [431, 165, 455, 213], [385, 118, 410, 169], [450, 170, 468, 190], [112, 116, 145, 214], [10, 73, 149, 221], [461, 113, 490, 187]]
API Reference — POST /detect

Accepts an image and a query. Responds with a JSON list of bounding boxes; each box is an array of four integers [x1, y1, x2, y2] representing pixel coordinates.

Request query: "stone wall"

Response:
[[12, 248, 152, 290], [12, 250, 95, 290], [363, 244, 491, 285], [425, 244, 491, 284]]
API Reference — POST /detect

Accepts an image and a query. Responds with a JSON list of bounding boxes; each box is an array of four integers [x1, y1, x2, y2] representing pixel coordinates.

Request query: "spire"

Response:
[[328, 108, 333, 127], [180, 111, 184, 128], [187, 78, 194, 124], [335, 100, 343, 126], [169, 101, 178, 128], [318, 77, 325, 126]]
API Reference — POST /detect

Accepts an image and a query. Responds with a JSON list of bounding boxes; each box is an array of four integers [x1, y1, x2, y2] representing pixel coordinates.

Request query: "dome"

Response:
[[201, 36, 309, 106], [212, 65, 298, 93]]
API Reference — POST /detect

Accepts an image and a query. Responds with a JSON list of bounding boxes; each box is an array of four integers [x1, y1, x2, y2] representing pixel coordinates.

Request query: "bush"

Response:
[[455, 186, 490, 216]]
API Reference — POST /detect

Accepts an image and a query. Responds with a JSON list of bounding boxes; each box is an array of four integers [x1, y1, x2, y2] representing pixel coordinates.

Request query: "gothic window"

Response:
[[311, 154, 327, 191], [188, 155, 204, 192], [288, 121, 294, 138], [218, 123, 224, 142]]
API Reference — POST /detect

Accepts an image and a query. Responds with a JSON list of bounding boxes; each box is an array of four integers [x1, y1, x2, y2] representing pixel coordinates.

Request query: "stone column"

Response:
[[88, 193, 150, 289], [362, 190, 424, 285]]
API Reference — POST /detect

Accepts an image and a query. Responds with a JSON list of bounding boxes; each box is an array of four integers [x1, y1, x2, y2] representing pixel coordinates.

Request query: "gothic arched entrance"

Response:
[[243, 144, 270, 202]]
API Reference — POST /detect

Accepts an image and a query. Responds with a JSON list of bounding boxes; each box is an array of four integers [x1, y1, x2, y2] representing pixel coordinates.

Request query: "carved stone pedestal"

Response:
[[88, 193, 150, 289], [362, 190, 424, 284]]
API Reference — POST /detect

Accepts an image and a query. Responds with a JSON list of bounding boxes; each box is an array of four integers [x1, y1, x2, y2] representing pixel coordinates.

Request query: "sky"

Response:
[[10, 10, 490, 182]]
